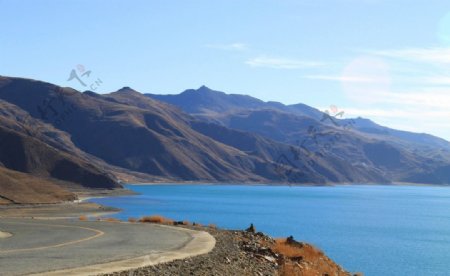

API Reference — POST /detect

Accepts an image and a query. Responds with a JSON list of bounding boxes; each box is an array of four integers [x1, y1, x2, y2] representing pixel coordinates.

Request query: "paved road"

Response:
[[0, 218, 214, 276]]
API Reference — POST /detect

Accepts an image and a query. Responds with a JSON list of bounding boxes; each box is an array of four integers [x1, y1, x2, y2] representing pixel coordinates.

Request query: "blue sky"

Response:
[[1, 0, 450, 140]]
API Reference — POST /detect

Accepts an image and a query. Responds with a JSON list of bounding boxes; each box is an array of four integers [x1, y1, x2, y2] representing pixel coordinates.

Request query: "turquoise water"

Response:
[[90, 184, 450, 276]]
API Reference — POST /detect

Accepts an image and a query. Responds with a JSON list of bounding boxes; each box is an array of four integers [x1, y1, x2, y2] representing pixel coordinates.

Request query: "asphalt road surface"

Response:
[[0, 218, 214, 275]]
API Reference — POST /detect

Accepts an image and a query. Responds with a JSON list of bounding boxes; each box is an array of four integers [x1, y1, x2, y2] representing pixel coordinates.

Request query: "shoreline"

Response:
[[0, 201, 120, 219], [122, 181, 448, 187], [3, 181, 447, 219]]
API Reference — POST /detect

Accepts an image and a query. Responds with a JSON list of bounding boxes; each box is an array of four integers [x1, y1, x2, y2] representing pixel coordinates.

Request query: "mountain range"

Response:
[[1, 76, 449, 203], [147, 86, 450, 184]]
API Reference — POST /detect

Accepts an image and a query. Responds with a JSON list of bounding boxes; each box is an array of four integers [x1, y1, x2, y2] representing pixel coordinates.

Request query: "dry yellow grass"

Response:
[[278, 262, 322, 276], [208, 223, 217, 229], [104, 217, 121, 223], [138, 215, 174, 225], [272, 238, 319, 258], [272, 238, 347, 276], [278, 262, 301, 276]]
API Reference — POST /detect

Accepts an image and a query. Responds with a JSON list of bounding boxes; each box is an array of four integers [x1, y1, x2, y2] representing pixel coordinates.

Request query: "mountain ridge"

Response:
[[147, 85, 450, 144], [0, 75, 449, 203], [146, 85, 450, 185]]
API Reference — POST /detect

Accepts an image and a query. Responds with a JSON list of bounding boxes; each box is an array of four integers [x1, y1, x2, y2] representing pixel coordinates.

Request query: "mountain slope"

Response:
[[103, 88, 318, 182], [190, 120, 387, 183], [0, 166, 76, 204], [0, 77, 276, 183], [1, 76, 448, 189], [147, 86, 450, 153], [147, 86, 450, 185], [0, 98, 120, 189], [205, 109, 450, 184], [103, 87, 389, 183], [351, 117, 450, 152]]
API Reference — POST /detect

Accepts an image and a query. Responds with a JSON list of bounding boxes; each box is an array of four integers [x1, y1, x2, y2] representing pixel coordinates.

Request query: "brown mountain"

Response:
[[0, 97, 124, 203], [0, 77, 270, 184], [103, 87, 387, 183], [0, 76, 389, 190], [146, 86, 450, 185], [212, 109, 450, 184], [147, 86, 450, 150], [0, 75, 447, 205], [0, 166, 76, 204], [189, 120, 387, 183], [147, 85, 323, 118]]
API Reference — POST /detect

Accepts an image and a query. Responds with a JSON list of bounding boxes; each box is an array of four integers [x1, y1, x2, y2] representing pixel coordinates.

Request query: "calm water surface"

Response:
[[90, 184, 450, 276]]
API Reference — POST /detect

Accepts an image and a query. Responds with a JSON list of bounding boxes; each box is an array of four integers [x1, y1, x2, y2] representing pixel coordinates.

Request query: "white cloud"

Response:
[[417, 76, 450, 85], [303, 74, 383, 83], [340, 88, 450, 109], [205, 43, 248, 51], [245, 56, 323, 69], [368, 47, 450, 64], [332, 86, 450, 139], [384, 89, 450, 109], [305, 74, 450, 86], [303, 48, 450, 140], [340, 105, 450, 140], [342, 107, 450, 120]]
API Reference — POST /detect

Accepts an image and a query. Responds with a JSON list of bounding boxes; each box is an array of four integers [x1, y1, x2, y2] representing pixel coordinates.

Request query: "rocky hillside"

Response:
[[0, 166, 76, 204], [147, 86, 450, 184], [0, 75, 449, 204]]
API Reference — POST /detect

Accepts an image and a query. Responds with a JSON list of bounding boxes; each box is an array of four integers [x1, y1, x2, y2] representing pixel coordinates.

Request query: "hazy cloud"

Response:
[[205, 43, 248, 51], [341, 104, 450, 139], [367, 47, 450, 64], [246, 56, 323, 69], [303, 74, 383, 83]]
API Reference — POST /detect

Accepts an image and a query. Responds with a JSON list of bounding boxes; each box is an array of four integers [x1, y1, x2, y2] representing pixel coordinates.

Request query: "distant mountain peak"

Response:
[[197, 85, 213, 92], [117, 86, 137, 93]]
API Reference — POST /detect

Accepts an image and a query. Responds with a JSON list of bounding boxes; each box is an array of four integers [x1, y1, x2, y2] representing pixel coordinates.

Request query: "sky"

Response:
[[1, 0, 450, 140]]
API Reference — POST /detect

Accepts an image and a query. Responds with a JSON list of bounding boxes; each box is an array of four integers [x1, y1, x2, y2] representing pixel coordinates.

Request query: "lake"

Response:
[[90, 184, 450, 276]]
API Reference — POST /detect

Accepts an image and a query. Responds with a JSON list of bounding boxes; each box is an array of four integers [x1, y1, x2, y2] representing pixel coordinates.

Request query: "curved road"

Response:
[[0, 218, 215, 276]]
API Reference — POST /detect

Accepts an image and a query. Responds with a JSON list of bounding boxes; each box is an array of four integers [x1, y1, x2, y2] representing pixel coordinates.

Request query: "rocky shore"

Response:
[[102, 224, 355, 276]]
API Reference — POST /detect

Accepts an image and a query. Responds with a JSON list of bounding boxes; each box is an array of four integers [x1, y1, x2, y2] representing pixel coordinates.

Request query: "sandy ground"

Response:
[[0, 202, 119, 219], [0, 188, 136, 219], [0, 230, 12, 238]]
